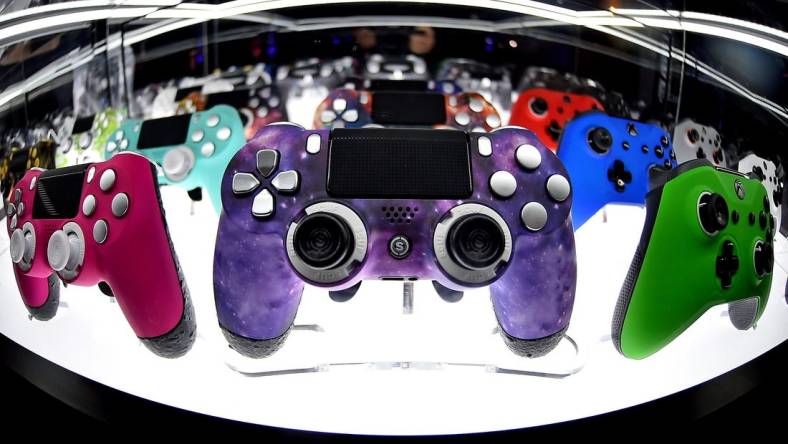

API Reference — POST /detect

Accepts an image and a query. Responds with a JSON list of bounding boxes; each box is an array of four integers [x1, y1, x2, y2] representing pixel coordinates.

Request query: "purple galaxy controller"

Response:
[[213, 124, 577, 358]]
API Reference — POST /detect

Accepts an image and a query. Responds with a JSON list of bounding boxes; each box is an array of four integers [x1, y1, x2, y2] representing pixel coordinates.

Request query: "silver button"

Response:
[[257, 107, 269, 118], [477, 136, 492, 157], [115, 130, 124, 141], [79, 132, 92, 149], [259, 88, 271, 99], [9, 214, 17, 229], [107, 141, 117, 152], [486, 114, 501, 128], [14, 189, 21, 204], [93, 219, 108, 244], [489, 171, 517, 198], [29, 176, 36, 191], [249, 98, 260, 109], [306, 133, 321, 154], [442, 83, 455, 94], [471, 126, 485, 133], [546, 175, 571, 202], [448, 96, 458, 107], [99, 169, 116, 192], [82, 195, 96, 216], [469, 98, 484, 113], [191, 129, 204, 143], [343, 109, 359, 123], [271, 170, 299, 193], [454, 112, 470, 126], [256, 149, 279, 177], [232, 173, 260, 195], [521, 202, 548, 231], [333, 98, 347, 113], [321, 110, 337, 123], [206, 115, 220, 127], [112, 193, 129, 217], [269, 96, 280, 108], [516, 144, 542, 170], [360, 94, 369, 105], [201, 142, 216, 157], [86, 167, 96, 183], [251, 189, 275, 218], [217, 127, 231, 141], [7, 203, 15, 217], [119, 139, 129, 150], [17, 202, 24, 216]]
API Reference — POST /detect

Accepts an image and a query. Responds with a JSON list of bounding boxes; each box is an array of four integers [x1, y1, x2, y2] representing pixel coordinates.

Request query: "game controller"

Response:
[[437, 58, 513, 122], [176, 84, 287, 139], [313, 88, 502, 131], [1, 140, 56, 200], [556, 113, 677, 228], [612, 159, 775, 359], [105, 105, 246, 213], [213, 125, 577, 358], [56, 109, 124, 167], [672, 119, 727, 167], [364, 54, 429, 80], [509, 87, 605, 151], [737, 153, 783, 235], [6, 153, 196, 357]]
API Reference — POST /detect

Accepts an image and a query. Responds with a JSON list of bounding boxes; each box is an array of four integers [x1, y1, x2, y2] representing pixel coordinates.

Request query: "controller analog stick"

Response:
[[447, 214, 506, 270], [529, 97, 548, 116], [162, 147, 195, 182], [9, 229, 32, 264], [698, 192, 729, 234], [293, 213, 354, 270], [687, 128, 700, 144], [47, 230, 82, 272], [753, 241, 773, 278], [588, 127, 613, 153]]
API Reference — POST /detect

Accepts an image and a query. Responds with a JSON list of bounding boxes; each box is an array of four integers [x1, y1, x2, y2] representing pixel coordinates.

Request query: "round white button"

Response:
[[17, 202, 24, 216], [206, 115, 220, 127], [107, 141, 117, 152], [306, 133, 321, 154], [455, 112, 470, 126], [489, 171, 517, 198], [477, 137, 492, 157], [82, 195, 96, 216], [249, 98, 260, 109], [521, 202, 548, 231], [321, 110, 337, 123], [115, 131, 124, 141], [469, 98, 484, 113], [343, 109, 359, 123], [191, 130, 204, 143], [269, 96, 280, 108], [111, 193, 129, 217], [86, 167, 96, 183], [486, 114, 501, 128], [93, 220, 108, 244], [120, 139, 129, 150], [201, 142, 216, 157], [516, 144, 542, 170], [99, 169, 116, 192], [333, 98, 347, 113], [217, 127, 231, 141], [546, 174, 571, 202], [257, 107, 269, 118]]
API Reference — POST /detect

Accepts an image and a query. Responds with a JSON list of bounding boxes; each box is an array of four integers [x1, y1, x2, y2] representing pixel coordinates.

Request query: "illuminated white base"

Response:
[[0, 189, 786, 434]]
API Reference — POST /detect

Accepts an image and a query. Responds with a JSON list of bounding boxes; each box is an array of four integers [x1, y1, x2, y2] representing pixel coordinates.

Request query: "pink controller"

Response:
[[5, 152, 195, 358]]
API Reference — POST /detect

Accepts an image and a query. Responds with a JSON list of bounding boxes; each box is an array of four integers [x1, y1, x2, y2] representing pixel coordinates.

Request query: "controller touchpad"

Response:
[[327, 128, 471, 199], [33, 164, 89, 219]]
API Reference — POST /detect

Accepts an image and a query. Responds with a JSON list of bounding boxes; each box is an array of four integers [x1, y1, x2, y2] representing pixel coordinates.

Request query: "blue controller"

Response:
[[556, 113, 677, 228], [105, 105, 246, 213]]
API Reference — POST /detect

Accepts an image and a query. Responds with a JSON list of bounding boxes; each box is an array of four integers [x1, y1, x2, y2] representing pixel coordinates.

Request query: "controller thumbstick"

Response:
[[293, 212, 355, 270], [447, 214, 506, 270], [529, 97, 548, 116], [162, 147, 195, 182], [9, 229, 29, 264], [688, 128, 700, 144], [754, 241, 774, 277], [47, 230, 81, 272], [698, 192, 729, 234], [588, 127, 613, 153]]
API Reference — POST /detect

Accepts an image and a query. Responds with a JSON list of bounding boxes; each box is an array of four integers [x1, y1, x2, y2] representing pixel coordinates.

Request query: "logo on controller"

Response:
[[389, 235, 411, 259]]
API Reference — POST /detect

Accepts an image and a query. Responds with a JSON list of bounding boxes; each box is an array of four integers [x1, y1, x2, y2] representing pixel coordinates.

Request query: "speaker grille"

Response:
[[382, 206, 418, 224]]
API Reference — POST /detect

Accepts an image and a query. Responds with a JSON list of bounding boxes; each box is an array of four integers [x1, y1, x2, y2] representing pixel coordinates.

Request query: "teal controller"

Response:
[[105, 105, 245, 213]]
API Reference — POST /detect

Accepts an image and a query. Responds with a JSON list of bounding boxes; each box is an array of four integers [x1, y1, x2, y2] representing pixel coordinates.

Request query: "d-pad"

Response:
[[696, 147, 706, 159], [716, 241, 739, 289], [607, 160, 632, 192]]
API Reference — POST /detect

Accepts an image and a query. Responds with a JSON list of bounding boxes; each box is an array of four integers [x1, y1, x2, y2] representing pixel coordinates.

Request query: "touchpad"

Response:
[[371, 92, 446, 125]]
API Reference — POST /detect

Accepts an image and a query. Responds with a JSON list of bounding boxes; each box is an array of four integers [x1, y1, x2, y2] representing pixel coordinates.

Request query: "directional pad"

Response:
[[716, 241, 739, 289], [607, 160, 632, 192], [232, 173, 260, 195], [256, 149, 279, 178], [252, 189, 275, 218], [272, 170, 299, 193]]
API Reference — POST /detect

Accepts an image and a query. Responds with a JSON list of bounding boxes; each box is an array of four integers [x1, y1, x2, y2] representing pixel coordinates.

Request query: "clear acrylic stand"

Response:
[[221, 282, 586, 379]]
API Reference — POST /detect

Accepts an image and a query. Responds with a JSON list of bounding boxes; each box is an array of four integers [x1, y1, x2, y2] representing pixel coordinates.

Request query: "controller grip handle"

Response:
[[15, 269, 60, 321]]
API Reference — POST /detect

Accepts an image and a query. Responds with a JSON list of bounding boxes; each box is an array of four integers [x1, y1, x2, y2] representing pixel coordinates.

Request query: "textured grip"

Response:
[[221, 325, 293, 358], [611, 241, 647, 353], [501, 325, 567, 358]]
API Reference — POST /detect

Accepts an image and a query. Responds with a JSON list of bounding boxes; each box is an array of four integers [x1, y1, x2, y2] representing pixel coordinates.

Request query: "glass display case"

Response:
[[0, 0, 786, 434]]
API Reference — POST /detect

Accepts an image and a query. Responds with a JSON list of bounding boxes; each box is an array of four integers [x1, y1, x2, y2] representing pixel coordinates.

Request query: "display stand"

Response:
[[221, 282, 585, 379]]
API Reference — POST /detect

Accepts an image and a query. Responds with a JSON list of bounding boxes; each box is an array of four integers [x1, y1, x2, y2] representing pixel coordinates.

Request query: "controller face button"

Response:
[[306, 133, 321, 154], [655, 146, 664, 158], [7, 202, 14, 217], [333, 98, 347, 113], [732, 210, 740, 224], [14, 189, 21, 204], [486, 114, 501, 128], [477, 136, 492, 157], [9, 214, 17, 229], [716, 241, 739, 289], [698, 192, 729, 235], [93, 219, 108, 244], [389, 234, 411, 259], [111, 193, 129, 218], [749, 212, 756, 225], [447, 214, 506, 269], [448, 96, 457, 107], [469, 98, 484, 113], [293, 212, 354, 269], [343, 109, 359, 123], [99, 169, 116, 192], [489, 171, 517, 199], [201, 142, 216, 157], [529, 97, 548, 116], [206, 114, 220, 127], [269, 96, 281, 108], [17, 202, 24, 216], [191, 129, 204, 143], [257, 107, 269, 118], [753, 240, 773, 278], [588, 127, 613, 153], [251, 189, 275, 218], [29, 176, 37, 190], [521, 202, 547, 231], [515, 144, 541, 170], [87, 167, 95, 183], [82, 194, 96, 217], [115, 130, 124, 141], [256, 149, 279, 178], [232, 173, 260, 195], [546, 174, 571, 202], [607, 160, 632, 192], [455, 112, 471, 126], [249, 98, 260, 109], [119, 139, 129, 150], [217, 127, 232, 141], [106, 141, 117, 152], [272, 170, 300, 194], [321, 110, 337, 123]]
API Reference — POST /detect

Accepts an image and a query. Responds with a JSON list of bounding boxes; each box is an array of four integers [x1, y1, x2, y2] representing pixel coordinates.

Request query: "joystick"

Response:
[[613, 160, 774, 359], [214, 125, 577, 358], [556, 113, 676, 228], [5, 154, 196, 357]]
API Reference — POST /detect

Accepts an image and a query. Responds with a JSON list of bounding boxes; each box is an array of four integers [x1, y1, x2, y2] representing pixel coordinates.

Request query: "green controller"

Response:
[[56, 109, 124, 167], [613, 159, 776, 359]]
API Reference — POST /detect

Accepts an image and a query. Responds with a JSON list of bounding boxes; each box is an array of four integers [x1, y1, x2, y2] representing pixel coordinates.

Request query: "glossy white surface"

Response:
[[0, 193, 786, 434]]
